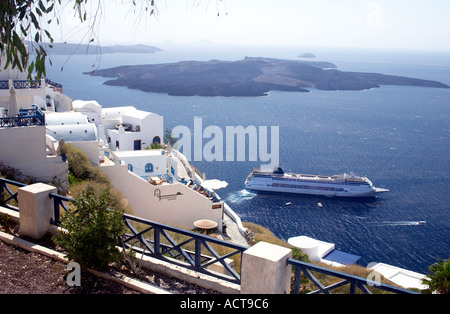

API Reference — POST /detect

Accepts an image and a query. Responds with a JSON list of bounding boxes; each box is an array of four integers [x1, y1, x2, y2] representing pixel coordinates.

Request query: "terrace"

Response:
[[0, 106, 45, 128]]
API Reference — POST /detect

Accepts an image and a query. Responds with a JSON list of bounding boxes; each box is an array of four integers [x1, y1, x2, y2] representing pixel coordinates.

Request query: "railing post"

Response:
[[240, 241, 292, 294], [51, 195, 61, 225], [154, 226, 161, 257], [17, 183, 57, 240], [195, 239, 202, 268], [0, 181, 5, 205]]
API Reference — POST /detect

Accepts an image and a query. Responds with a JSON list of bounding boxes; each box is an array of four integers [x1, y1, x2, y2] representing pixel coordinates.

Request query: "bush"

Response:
[[243, 222, 309, 262], [61, 144, 110, 184], [53, 188, 125, 270], [0, 162, 31, 183]]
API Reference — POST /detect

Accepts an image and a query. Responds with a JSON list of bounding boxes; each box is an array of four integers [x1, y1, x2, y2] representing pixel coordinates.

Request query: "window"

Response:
[[145, 163, 154, 173], [152, 136, 161, 144]]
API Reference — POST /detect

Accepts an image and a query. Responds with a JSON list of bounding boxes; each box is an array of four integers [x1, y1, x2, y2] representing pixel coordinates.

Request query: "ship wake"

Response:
[[226, 189, 257, 204]]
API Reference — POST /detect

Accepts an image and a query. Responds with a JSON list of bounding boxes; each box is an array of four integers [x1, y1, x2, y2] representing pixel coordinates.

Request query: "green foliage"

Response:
[[164, 128, 178, 147], [243, 222, 310, 263], [423, 259, 450, 294], [0, 162, 30, 183], [291, 247, 309, 263], [61, 144, 110, 185], [1, 0, 158, 80], [1, 0, 60, 80], [53, 188, 125, 269], [145, 142, 163, 150]]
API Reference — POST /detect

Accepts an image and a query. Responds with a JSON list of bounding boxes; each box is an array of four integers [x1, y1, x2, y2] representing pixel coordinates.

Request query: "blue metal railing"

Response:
[[48, 191, 246, 284], [49, 193, 76, 226], [0, 107, 45, 128], [122, 213, 247, 284], [44, 78, 63, 91], [0, 178, 27, 210], [288, 258, 419, 294], [0, 80, 42, 90]]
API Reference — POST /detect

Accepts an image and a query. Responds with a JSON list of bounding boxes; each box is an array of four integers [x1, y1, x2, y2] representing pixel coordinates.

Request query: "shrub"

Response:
[[243, 222, 309, 262], [61, 144, 110, 184], [0, 162, 31, 183], [54, 188, 125, 270]]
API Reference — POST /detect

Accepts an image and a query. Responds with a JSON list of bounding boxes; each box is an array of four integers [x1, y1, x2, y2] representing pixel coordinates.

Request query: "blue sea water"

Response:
[[46, 45, 450, 274]]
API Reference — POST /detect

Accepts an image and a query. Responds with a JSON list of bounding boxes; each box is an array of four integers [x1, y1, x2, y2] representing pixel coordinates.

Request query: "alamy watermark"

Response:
[[366, 262, 382, 287], [172, 117, 279, 170], [66, 262, 81, 287]]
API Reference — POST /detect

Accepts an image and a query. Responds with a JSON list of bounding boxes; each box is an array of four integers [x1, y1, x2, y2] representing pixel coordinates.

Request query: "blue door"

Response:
[[134, 140, 142, 150]]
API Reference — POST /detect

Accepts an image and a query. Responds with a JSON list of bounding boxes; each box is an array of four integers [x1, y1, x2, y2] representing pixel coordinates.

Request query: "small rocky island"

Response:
[[298, 53, 316, 58], [87, 57, 449, 97]]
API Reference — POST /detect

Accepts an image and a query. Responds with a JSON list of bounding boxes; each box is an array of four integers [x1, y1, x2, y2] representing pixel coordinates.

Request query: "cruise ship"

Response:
[[245, 167, 389, 198]]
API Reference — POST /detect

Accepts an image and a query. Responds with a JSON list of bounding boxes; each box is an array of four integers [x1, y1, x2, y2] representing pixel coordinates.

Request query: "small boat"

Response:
[[285, 202, 292, 206], [318, 202, 323, 208], [418, 221, 426, 225]]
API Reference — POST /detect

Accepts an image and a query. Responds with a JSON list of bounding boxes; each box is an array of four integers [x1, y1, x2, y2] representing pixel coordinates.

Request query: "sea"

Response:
[[45, 44, 450, 274]]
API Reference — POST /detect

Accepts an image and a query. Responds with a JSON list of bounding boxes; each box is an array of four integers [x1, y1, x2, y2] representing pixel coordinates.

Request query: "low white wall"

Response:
[[69, 141, 101, 166], [0, 126, 68, 191], [101, 163, 223, 229]]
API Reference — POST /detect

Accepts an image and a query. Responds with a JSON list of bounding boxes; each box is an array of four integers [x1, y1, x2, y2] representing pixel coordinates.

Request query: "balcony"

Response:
[[0, 106, 45, 128], [0, 80, 42, 90]]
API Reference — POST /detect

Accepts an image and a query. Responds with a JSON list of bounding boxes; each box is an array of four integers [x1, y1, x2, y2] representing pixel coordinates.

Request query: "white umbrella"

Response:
[[201, 179, 228, 190], [8, 86, 18, 117]]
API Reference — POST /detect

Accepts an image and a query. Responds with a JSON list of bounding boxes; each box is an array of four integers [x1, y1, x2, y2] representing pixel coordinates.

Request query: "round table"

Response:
[[194, 219, 218, 233]]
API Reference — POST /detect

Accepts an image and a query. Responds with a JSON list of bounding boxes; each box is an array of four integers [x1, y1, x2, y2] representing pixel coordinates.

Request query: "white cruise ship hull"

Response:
[[245, 183, 377, 198], [244, 168, 388, 198]]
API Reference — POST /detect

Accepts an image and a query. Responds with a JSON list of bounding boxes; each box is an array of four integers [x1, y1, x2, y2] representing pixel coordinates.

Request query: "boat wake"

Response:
[[226, 189, 257, 204], [370, 221, 426, 227]]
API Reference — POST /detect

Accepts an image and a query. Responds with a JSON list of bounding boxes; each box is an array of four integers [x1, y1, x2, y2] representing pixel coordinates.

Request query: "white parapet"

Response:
[[369, 262, 428, 290], [288, 236, 335, 262]]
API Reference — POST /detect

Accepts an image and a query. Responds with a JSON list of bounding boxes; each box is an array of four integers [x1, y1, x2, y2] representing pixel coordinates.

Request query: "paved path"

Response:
[[222, 214, 248, 247]]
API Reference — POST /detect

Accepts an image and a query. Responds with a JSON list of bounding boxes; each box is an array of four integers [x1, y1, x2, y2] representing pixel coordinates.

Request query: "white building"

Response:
[[0, 46, 245, 238], [112, 149, 171, 180], [0, 50, 71, 113], [45, 111, 102, 165], [73, 102, 164, 152], [0, 48, 68, 193], [72, 100, 103, 127], [0, 49, 46, 111], [101, 149, 225, 231], [44, 97, 224, 229]]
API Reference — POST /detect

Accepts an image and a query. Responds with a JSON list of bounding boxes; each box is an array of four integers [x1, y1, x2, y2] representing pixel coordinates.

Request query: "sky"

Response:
[[50, 0, 450, 51]]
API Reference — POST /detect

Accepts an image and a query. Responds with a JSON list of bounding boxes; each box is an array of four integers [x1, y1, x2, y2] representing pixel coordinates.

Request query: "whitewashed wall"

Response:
[[101, 163, 223, 229]]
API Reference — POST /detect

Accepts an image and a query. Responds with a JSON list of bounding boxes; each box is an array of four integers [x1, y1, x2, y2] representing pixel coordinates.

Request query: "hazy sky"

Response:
[[51, 0, 450, 51]]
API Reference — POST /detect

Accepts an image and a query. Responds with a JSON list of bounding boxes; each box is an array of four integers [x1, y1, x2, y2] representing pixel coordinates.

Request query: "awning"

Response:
[[8, 86, 18, 117], [201, 179, 228, 190]]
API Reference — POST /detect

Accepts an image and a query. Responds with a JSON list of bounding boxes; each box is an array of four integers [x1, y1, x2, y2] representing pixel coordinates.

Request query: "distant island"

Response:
[[87, 57, 449, 97], [40, 42, 162, 55], [298, 53, 316, 58]]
